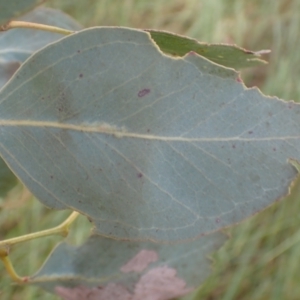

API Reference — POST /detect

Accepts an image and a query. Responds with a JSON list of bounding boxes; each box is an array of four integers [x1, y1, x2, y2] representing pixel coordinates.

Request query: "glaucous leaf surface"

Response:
[[0, 7, 82, 68], [0, 27, 299, 242], [0, 60, 20, 91], [0, 7, 81, 194], [31, 232, 225, 299], [148, 30, 268, 69], [0, 0, 45, 25]]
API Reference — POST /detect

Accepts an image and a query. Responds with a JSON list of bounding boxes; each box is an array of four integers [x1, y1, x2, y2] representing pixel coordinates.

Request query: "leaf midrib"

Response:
[[0, 120, 297, 142]]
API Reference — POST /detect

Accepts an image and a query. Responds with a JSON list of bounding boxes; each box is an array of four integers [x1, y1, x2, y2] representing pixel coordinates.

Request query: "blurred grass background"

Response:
[[1, 0, 300, 299]]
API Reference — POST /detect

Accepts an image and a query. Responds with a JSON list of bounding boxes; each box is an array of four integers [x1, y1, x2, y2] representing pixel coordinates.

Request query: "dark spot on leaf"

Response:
[[215, 218, 220, 223], [137, 173, 143, 178], [273, 148, 276, 151], [249, 173, 260, 183], [138, 88, 150, 97], [55, 84, 75, 121], [232, 144, 236, 149], [79, 73, 83, 78], [50, 175, 54, 179], [147, 129, 150, 133], [77, 50, 81, 53], [248, 131, 253, 134]]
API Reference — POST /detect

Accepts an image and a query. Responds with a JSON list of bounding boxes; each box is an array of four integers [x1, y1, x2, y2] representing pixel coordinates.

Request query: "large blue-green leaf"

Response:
[[31, 232, 225, 298], [0, 27, 299, 242], [0, 0, 46, 25]]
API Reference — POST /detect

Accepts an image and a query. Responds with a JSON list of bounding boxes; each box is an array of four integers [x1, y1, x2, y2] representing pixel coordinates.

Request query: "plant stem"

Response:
[[0, 255, 25, 284], [0, 211, 79, 283], [0, 211, 79, 248], [0, 21, 74, 35]]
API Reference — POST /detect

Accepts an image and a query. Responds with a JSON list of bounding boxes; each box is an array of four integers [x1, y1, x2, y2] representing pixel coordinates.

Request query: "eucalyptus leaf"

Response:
[[148, 30, 269, 69], [0, 0, 46, 25], [0, 7, 81, 194], [0, 27, 299, 242], [0, 7, 82, 66], [0, 60, 20, 90], [31, 232, 226, 299]]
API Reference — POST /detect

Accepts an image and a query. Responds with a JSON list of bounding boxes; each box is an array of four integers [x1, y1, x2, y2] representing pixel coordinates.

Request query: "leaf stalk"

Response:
[[0, 211, 79, 283], [0, 211, 79, 249], [0, 21, 74, 35], [0, 255, 25, 284]]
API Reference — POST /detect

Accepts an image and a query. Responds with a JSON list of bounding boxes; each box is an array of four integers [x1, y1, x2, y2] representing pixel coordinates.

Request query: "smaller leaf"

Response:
[[0, 7, 82, 65], [31, 232, 226, 300], [0, 0, 46, 25], [148, 30, 269, 69]]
